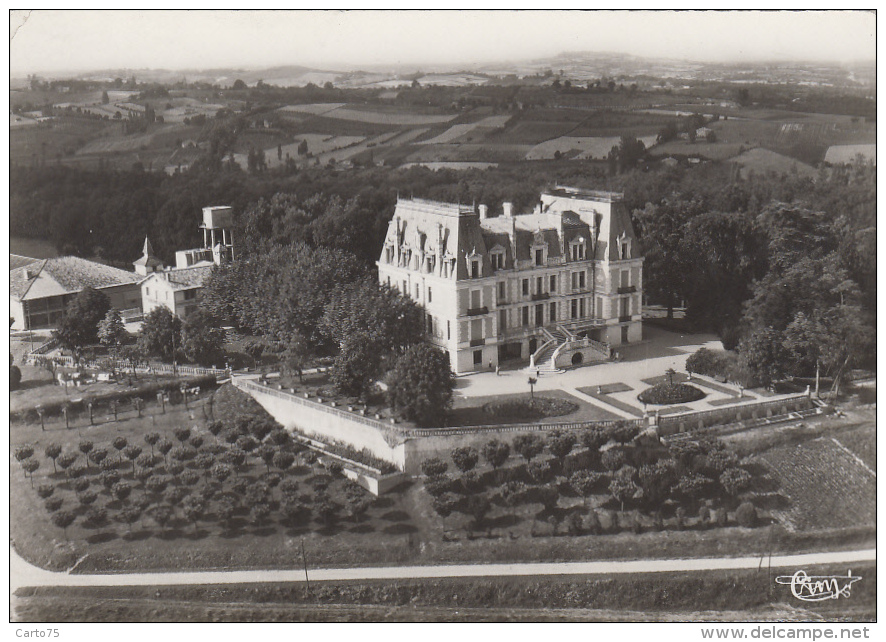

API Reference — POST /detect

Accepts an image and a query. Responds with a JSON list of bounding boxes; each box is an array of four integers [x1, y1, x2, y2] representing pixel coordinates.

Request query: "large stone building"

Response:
[[377, 187, 643, 374]]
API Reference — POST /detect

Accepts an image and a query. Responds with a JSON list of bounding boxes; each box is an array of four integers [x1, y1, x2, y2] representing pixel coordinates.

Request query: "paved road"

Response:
[[10, 547, 875, 592]]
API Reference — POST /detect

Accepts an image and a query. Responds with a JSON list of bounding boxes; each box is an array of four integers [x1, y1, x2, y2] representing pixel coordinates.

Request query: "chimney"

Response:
[[478, 204, 488, 220], [503, 202, 514, 218]]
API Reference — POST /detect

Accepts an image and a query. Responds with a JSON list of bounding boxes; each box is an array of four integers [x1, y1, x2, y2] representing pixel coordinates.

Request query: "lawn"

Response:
[[450, 389, 620, 426], [576, 386, 644, 417]]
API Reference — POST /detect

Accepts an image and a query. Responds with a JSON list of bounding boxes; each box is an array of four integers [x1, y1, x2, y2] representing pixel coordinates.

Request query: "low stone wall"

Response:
[[656, 394, 813, 436], [340, 467, 408, 496]]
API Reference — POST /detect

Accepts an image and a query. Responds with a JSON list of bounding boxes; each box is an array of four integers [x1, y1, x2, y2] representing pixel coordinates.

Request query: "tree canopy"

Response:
[[386, 343, 454, 427]]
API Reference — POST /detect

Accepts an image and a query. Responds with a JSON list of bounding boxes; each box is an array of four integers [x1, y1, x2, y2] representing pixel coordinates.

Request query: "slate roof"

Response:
[[10, 256, 142, 302], [143, 265, 214, 291]]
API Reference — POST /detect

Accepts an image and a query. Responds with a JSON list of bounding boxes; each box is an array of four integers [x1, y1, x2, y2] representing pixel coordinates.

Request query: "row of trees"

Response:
[[52, 287, 225, 368], [419, 426, 759, 534]]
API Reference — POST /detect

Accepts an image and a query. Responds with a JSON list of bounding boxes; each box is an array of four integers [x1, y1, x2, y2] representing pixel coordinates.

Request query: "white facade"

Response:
[[377, 188, 644, 375]]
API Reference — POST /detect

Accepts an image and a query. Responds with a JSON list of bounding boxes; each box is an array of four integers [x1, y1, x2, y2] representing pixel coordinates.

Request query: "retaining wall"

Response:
[[235, 377, 814, 476], [656, 394, 813, 436]]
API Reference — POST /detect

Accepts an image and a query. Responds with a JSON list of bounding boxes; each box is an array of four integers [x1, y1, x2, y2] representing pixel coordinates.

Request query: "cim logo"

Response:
[[775, 570, 862, 601]]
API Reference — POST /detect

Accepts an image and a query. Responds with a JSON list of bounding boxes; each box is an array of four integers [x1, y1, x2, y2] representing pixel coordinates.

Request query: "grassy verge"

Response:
[[13, 563, 876, 622]]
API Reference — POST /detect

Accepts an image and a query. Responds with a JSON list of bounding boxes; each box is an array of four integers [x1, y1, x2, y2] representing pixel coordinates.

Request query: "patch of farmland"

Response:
[[834, 426, 875, 471], [278, 103, 346, 116], [758, 438, 875, 531], [418, 115, 511, 145], [10, 114, 39, 128], [233, 133, 365, 169], [286, 114, 399, 136], [400, 161, 499, 170], [417, 73, 490, 86], [731, 148, 817, 178], [75, 123, 194, 155], [653, 140, 746, 160], [490, 120, 580, 144], [319, 107, 457, 126], [824, 144, 876, 164], [526, 135, 657, 160], [406, 143, 532, 163]]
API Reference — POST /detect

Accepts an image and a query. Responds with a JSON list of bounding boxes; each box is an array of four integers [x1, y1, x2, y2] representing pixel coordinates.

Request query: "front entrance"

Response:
[[528, 337, 538, 355]]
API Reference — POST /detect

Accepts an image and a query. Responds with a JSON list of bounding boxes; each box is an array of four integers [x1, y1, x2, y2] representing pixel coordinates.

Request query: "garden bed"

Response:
[[638, 383, 705, 405], [481, 396, 578, 421]]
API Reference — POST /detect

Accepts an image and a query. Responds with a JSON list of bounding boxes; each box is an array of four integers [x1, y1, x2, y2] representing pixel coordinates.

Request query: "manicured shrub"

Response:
[[421, 457, 448, 478], [735, 502, 758, 528]]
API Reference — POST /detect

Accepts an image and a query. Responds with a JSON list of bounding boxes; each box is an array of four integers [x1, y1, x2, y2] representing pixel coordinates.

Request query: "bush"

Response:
[[638, 383, 705, 405], [686, 348, 724, 377], [735, 502, 758, 527], [10, 365, 22, 390]]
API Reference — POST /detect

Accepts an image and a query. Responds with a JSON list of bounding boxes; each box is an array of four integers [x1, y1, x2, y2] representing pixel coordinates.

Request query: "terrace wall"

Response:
[[236, 378, 814, 476], [656, 394, 813, 436]]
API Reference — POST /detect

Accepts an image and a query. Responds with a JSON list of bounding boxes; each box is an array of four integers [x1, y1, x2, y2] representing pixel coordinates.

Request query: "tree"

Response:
[[232, 79, 247, 90], [181, 496, 205, 532], [330, 332, 380, 399], [98, 308, 128, 359], [138, 307, 182, 362], [272, 450, 295, 473], [513, 434, 544, 463], [51, 510, 76, 539], [421, 457, 448, 478], [735, 502, 757, 527], [461, 495, 490, 531], [451, 447, 479, 474], [638, 460, 677, 507], [547, 431, 576, 463], [21, 459, 40, 486], [297, 139, 308, 156], [736, 327, 790, 388], [608, 467, 638, 512], [321, 279, 424, 357], [10, 365, 22, 390], [570, 470, 602, 506], [385, 343, 454, 427], [481, 440, 510, 470], [44, 443, 62, 474], [719, 467, 752, 497], [282, 331, 311, 382], [101, 90, 110, 104], [53, 287, 110, 352], [180, 309, 226, 367]]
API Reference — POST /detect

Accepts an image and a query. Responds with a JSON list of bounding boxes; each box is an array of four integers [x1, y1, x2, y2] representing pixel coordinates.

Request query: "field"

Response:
[[757, 438, 876, 531], [525, 135, 658, 160], [731, 148, 817, 178], [293, 105, 458, 126], [14, 563, 877, 622], [833, 425, 875, 471], [824, 144, 876, 164]]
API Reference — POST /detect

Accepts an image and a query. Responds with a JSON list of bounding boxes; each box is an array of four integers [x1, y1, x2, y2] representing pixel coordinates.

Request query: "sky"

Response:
[[9, 9, 877, 76]]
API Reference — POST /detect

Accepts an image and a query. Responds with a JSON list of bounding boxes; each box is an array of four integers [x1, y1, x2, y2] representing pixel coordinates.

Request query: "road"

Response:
[[10, 546, 875, 592]]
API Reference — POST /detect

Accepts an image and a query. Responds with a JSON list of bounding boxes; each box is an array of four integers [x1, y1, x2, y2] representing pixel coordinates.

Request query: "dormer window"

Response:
[[384, 245, 394, 264], [618, 233, 632, 260], [570, 237, 587, 261], [490, 251, 505, 270], [466, 249, 483, 279]]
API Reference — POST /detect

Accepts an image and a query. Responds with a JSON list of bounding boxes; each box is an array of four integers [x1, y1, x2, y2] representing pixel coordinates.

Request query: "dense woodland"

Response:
[[11, 152, 876, 384]]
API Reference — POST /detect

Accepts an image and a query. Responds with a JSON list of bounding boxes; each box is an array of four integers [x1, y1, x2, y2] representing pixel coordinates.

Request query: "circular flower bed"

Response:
[[637, 383, 705, 405], [483, 396, 578, 421]]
